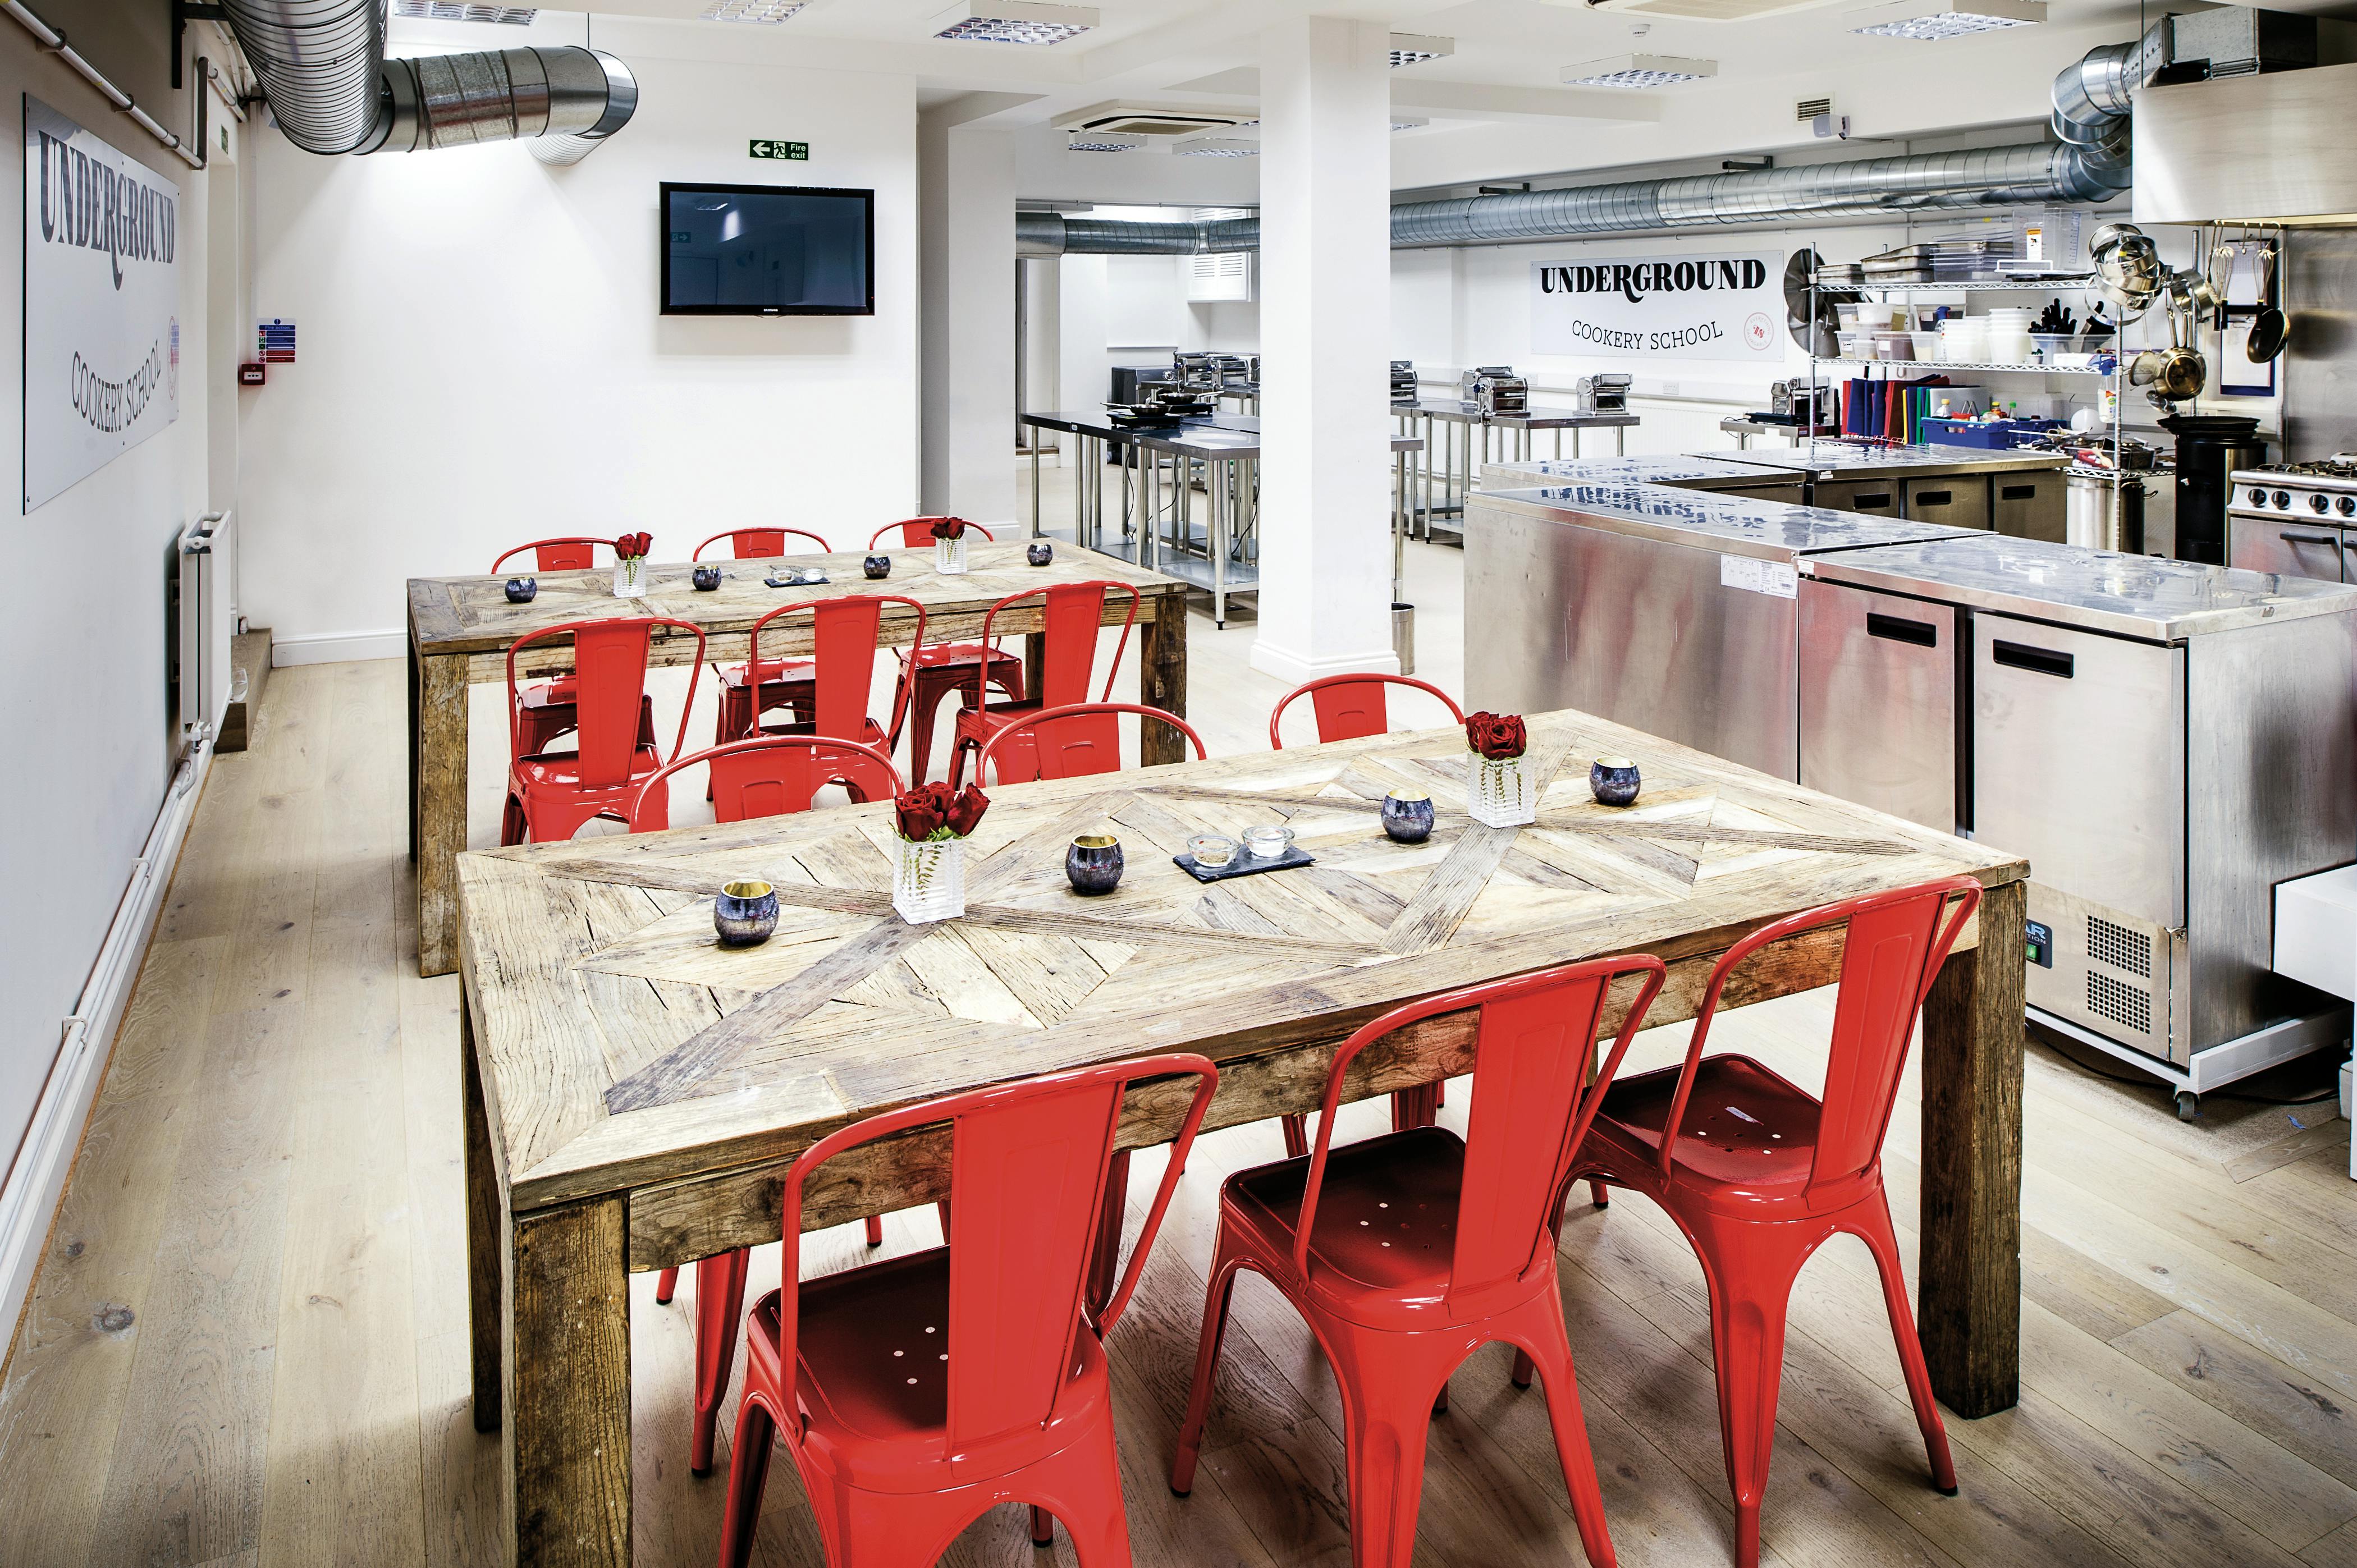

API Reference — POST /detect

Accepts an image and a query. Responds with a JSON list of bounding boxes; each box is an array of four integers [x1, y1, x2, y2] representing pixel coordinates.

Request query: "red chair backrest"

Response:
[[869, 517, 997, 549], [695, 528, 832, 561], [506, 616, 705, 782], [976, 580, 1140, 713], [626, 735, 904, 831], [492, 537, 614, 575], [778, 1055, 1220, 1460], [1296, 955, 1667, 1314], [977, 702, 1205, 784], [1660, 876, 1983, 1196], [747, 595, 925, 742], [1269, 674, 1464, 750]]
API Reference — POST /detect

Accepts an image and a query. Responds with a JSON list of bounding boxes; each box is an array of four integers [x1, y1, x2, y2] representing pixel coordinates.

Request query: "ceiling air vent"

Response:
[[1577, 0, 1846, 20], [1796, 94, 1835, 122], [393, 1, 539, 20], [1052, 102, 1250, 139]]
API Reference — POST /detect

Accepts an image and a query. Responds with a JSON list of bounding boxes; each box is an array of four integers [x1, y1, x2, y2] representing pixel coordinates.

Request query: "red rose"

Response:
[[944, 783, 989, 837], [894, 786, 947, 842], [1464, 711, 1527, 761], [930, 517, 968, 542], [615, 531, 652, 560], [634, 531, 653, 558]]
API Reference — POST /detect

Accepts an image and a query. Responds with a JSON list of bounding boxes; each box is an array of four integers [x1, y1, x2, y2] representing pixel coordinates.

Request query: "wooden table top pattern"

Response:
[[407, 542, 1187, 659], [457, 709, 2025, 1223]]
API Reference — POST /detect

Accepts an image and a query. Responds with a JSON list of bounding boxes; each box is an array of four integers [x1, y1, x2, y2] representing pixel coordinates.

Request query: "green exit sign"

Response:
[[749, 139, 808, 161]]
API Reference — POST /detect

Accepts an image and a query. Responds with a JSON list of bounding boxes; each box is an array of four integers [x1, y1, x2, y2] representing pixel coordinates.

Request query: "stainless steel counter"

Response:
[[1717, 441, 2069, 480], [1396, 400, 1642, 539], [1472, 482, 1975, 563], [1710, 441, 2068, 537], [1479, 453, 1806, 499], [1804, 534, 2357, 640]]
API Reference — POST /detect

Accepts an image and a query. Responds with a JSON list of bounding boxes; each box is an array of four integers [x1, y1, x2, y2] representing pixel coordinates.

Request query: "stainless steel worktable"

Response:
[[1715, 440, 2070, 479], [1711, 441, 2070, 535], [1018, 407, 1260, 574], [1480, 453, 1807, 501], [1395, 398, 1642, 538]]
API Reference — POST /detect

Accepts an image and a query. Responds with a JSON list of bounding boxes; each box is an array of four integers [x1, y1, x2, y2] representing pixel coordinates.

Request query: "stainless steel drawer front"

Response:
[[1812, 478, 1901, 516], [1972, 616, 2185, 930], [1797, 580, 1958, 833], [1992, 474, 2066, 543], [1904, 475, 1991, 533]]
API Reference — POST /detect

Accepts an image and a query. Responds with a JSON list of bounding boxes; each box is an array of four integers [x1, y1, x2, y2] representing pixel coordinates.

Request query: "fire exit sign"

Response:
[[749, 139, 808, 161]]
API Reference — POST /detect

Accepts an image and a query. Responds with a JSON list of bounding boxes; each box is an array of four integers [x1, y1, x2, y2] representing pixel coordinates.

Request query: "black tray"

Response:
[[1174, 846, 1315, 883]]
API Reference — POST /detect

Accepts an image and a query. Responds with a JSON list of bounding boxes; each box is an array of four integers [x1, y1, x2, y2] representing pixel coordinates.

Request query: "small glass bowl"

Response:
[[714, 879, 780, 946], [1380, 789, 1435, 843], [1590, 755, 1642, 808], [1187, 833, 1239, 869], [1066, 833, 1123, 894], [504, 577, 538, 603], [690, 565, 724, 592], [1241, 824, 1295, 860]]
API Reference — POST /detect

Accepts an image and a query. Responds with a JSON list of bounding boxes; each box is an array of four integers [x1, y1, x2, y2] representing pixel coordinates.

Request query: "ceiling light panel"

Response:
[[1388, 33, 1454, 67], [932, 1, 1096, 44], [1847, 0, 2044, 38], [392, 1, 537, 20], [1560, 53, 1719, 87], [1175, 137, 1258, 158], [699, 0, 807, 20]]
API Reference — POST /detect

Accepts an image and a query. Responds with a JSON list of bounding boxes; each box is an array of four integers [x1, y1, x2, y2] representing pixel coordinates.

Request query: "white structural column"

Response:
[[1251, 15, 1399, 686], [917, 104, 1016, 524]]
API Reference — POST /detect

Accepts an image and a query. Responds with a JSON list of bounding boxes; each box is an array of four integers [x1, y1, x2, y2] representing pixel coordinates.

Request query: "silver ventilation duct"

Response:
[[218, 0, 637, 161], [1020, 8, 2317, 256]]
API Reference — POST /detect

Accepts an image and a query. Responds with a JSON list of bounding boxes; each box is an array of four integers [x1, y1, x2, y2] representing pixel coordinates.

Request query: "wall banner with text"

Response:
[[24, 94, 181, 514], [1530, 252, 1783, 364]]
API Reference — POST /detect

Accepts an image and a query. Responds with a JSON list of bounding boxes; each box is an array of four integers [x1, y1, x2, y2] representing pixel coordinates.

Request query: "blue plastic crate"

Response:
[[1921, 417, 2063, 450]]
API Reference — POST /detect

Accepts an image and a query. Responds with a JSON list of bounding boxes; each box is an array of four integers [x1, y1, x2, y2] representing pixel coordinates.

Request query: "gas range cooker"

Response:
[[2231, 459, 2357, 521]]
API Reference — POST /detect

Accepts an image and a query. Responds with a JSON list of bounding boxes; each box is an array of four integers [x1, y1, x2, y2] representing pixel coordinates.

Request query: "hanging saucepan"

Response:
[[2090, 222, 2165, 318], [2130, 294, 2207, 403], [2246, 241, 2288, 364]]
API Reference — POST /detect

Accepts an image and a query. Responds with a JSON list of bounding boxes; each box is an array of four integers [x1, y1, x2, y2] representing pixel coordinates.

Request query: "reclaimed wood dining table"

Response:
[[406, 541, 1191, 976], [456, 706, 2028, 1568]]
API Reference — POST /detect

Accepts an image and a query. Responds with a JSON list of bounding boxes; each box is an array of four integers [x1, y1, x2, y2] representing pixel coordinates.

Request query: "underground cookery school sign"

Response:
[[23, 95, 180, 514], [1530, 252, 1782, 364]]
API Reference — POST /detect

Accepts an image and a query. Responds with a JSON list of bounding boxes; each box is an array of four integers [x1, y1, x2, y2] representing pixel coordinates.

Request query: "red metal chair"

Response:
[[1171, 954, 1670, 1568], [695, 528, 832, 560], [493, 538, 646, 755], [1269, 673, 1470, 1160], [500, 617, 703, 846], [865, 517, 996, 550], [1568, 877, 1981, 1568], [975, 702, 1205, 785], [626, 733, 912, 1466], [716, 1053, 1221, 1568], [491, 536, 616, 575], [1266, 673, 1464, 751], [713, 598, 924, 804], [947, 583, 1141, 787]]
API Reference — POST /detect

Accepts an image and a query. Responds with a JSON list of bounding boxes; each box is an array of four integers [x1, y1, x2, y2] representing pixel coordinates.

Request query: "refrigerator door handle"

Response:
[[1866, 612, 1939, 647], [1992, 639, 2076, 678]]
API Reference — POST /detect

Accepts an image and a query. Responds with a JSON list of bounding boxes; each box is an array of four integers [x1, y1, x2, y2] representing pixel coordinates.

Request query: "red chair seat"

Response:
[[511, 744, 662, 793], [744, 1248, 1108, 1493], [722, 658, 817, 688], [1587, 1056, 1825, 1198], [1228, 1126, 1466, 1310], [898, 644, 1024, 785]]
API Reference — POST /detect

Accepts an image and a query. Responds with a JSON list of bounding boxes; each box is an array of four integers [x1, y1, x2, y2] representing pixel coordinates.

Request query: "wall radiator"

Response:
[[177, 510, 235, 741]]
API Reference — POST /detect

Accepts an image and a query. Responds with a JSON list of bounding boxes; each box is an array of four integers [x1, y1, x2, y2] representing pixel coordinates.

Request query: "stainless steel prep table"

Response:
[[1717, 440, 2070, 537], [1397, 399, 1642, 539], [1021, 407, 1253, 554], [1464, 482, 1976, 781], [1479, 453, 1808, 505], [1802, 535, 2357, 1100]]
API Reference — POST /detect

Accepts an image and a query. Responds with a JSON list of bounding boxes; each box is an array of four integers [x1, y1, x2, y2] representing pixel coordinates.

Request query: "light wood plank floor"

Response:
[[5, 537, 2354, 1568]]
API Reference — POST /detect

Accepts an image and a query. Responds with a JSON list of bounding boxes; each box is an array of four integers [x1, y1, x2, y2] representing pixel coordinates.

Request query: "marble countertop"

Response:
[[1805, 534, 2357, 638]]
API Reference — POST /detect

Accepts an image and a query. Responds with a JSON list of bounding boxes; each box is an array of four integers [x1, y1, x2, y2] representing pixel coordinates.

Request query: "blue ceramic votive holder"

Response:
[[1026, 541, 1054, 566], [715, 879, 780, 945], [863, 554, 893, 580], [504, 577, 538, 603], [1590, 756, 1642, 808], [1381, 789, 1435, 843], [691, 564, 724, 591], [1066, 834, 1123, 895]]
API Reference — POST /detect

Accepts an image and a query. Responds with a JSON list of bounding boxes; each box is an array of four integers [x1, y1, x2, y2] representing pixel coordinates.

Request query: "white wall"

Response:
[[241, 51, 919, 659], [1, 11, 220, 1313], [919, 114, 1016, 524]]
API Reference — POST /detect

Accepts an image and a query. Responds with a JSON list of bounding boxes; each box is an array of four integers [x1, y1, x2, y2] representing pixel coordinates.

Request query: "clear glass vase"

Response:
[[613, 558, 647, 599], [935, 535, 969, 575], [893, 836, 966, 923], [1467, 754, 1535, 828]]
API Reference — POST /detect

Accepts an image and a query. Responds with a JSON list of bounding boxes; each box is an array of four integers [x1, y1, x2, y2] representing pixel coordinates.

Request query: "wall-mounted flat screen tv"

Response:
[[660, 182, 875, 316]]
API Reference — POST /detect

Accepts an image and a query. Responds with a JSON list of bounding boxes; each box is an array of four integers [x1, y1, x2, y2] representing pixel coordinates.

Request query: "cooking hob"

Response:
[[2231, 457, 2357, 521]]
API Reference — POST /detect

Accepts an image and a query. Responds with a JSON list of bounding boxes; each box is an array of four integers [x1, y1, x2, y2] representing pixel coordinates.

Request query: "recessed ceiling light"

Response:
[[699, 0, 807, 20], [1175, 136, 1258, 158], [1067, 130, 1147, 152], [1388, 33, 1454, 67], [1560, 53, 1718, 88], [932, 1, 1096, 44], [1847, 0, 2043, 38], [392, 1, 537, 20]]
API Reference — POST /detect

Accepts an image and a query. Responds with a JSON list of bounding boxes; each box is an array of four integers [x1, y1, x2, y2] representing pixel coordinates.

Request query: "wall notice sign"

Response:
[[22, 95, 181, 513], [1530, 251, 1783, 364], [1719, 555, 1797, 598], [257, 319, 296, 363], [749, 139, 808, 161]]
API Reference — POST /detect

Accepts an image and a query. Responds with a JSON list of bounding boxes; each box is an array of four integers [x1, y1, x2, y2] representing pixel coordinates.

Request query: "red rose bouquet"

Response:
[[893, 781, 989, 843], [1463, 712, 1527, 761], [930, 516, 973, 575], [612, 531, 655, 598], [891, 782, 987, 923], [928, 517, 968, 541]]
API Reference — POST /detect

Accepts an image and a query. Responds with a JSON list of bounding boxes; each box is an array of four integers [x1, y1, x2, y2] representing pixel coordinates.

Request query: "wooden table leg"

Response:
[[505, 1195, 633, 1568], [464, 989, 504, 1433], [1024, 632, 1048, 703], [408, 630, 421, 864], [1138, 591, 1189, 765], [415, 652, 469, 977], [1916, 877, 2026, 1418], [1086, 1149, 1131, 1319]]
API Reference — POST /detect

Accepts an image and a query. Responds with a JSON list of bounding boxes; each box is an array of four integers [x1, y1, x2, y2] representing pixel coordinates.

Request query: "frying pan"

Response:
[[2246, 242, 2287, 363]]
